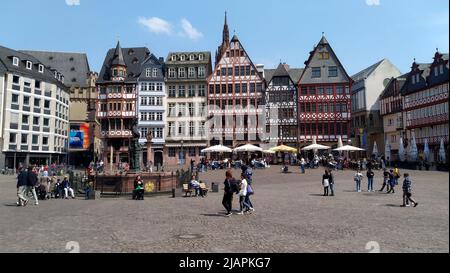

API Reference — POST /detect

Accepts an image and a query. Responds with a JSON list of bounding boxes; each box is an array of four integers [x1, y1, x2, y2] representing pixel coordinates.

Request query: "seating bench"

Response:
[[183, 184, 193, 197]]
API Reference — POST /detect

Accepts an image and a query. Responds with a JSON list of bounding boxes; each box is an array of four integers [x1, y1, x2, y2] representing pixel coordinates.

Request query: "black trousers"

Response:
[[323, 186, 329, 196], [222, 193, 233, 213]]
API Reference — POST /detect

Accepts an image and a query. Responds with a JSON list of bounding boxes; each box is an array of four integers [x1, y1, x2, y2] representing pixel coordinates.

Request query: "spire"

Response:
[[223, 11, 230, 45], [112, 41, 126, 67]]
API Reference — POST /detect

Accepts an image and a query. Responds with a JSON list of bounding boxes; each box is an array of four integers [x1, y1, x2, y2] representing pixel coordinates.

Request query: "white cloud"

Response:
[[65, 0, 80, 6], [180, 19, 203, 40], [366, 0, 380, 6], [138, 17, 172, 35]]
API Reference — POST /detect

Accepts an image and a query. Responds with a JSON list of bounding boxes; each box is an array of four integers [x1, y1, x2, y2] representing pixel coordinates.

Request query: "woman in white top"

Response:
[[354, 169, 364, 192], [237, 173, 251, 215]]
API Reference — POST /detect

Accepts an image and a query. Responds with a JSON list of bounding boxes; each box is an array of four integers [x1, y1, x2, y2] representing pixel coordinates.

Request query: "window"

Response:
[[179, 103, 186, 116], [180, 55, 185, 61], [235, 83, 241, 93], [26, 61, 32, 70], [34, 98, 40, 107], [221, 68, 227, 76], [12, 94, 19, 104], [198, 66, 205, 78], [156, 83, 163, 91], [242, 83, 247, 93], [328, 66, 338, 77], [188, 67, 195, 78], [178, 67, 186, 78], [199, 54, 204, 61], [43, 118, 49, 127], [146, 68, 151, 77], [171, 55, 176, 61], [33, 116, 39, 125], [149, 83, 155, 91], [198, 85, 206, 96], [169, 68, 176, 78], [440, 64, 444, 74], [21, 134, 28, 144], [178, 85, 186, 97], [23, 96, 30, 105], [140, 128, 148, 138], [9, 133, 16, 143], [326, 87, 333, 95], [32, 135, 39, 145], [312, 67, 321, 78], [168, 122, 175, 137], [434, 66, 439, 77], [168, 86, 176, 97], [199, 121, 205, 136], [42, 136, 48, 146], [188, 85, 195, 97], [13, 75, 20, 84], [152, 68, 158, 77], [250, 83, 255, 93], [188, 103, 194, 116], [13, 57, 19, 66], [169, 148, 176, 157], [38, 64, 44, 73], [189, 54, 195, 61], [44, 100, 50, 108], [189, 121, 195, 136], [178, 122, 185, 135]]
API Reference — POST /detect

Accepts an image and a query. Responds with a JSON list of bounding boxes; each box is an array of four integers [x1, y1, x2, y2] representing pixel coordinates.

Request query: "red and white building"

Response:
[[402, 51, 449, 162], [297, 36, 352, 148], [207, 14, 265, 147]]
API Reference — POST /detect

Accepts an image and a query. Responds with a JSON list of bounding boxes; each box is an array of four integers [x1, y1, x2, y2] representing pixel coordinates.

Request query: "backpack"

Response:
[[230, 179, 241, 194]]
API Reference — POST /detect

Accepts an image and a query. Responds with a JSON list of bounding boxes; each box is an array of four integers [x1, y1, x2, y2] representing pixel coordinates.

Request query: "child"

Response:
[[401, 173, 419, 207]]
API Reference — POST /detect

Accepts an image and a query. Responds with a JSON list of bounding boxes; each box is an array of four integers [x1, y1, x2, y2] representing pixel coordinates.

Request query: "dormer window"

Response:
[[440, 64, 444, 74], [180, 55, 185, 61], [61, 76, 65, 83], [199, 54, 204, 61], [128, 49, 135, 56], [132, 57, 139, 64], [189, 54, 195, 61], [171, 55, 176, 61], [146, 68, 151, 77], [26, 61, 32, 70], [12, 57, 19, 66], [38, 64, 44, 73], [152, 68, 158, 77]]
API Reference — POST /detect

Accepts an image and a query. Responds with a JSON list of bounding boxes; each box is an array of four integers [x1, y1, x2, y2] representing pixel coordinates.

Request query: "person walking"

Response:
[[26, 166, 39, 205], [328, 169, 335, 196], [322, 170, 331, 196], [401, 173, 419, 207], [300, 157, 306, 174], [354, 169, 363, 192], [16, 167, 29, 206], [366, 168, 375, 192], [393, 166, 401, 185], [237, 173, 251, 215], [222, 171, 235, 216], [387, 170, 396, 194], [379, 168, 391, 192]]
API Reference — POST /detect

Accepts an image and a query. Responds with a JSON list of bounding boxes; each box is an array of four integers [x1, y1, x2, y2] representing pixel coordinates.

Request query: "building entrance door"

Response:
[[154, 151, 163, 169]]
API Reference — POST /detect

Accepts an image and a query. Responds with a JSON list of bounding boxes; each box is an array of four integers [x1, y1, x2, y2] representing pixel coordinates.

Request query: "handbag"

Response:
[[247, 184, 254, 195]]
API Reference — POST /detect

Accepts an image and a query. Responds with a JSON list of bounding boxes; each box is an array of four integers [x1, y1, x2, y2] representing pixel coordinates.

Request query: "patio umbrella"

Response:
[[372, 141, 379, 157], [408, 133, 418, 161], [439, 138, 446, 162], [233, 144, 263, 152], [384, 139, 391, 161], [201, 145, 232, 153], [270, 145, 298, 153], [262, 150, 276, 154], [333, 145, 365, 152], [302, 143, 331, 151], [423, 138, 430, 162], [399, 137, 406, 161]]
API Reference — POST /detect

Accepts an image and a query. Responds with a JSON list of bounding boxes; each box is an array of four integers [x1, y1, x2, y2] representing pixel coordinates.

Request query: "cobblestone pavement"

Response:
[[0, 167, 448, 253]]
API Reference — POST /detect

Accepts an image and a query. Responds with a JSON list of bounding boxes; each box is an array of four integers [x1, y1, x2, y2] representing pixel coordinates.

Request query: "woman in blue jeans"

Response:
[[354, 169, 363, 192]]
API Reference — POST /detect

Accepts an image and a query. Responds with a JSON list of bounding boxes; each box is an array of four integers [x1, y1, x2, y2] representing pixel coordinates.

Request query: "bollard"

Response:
[[172, 188, 176, 198]]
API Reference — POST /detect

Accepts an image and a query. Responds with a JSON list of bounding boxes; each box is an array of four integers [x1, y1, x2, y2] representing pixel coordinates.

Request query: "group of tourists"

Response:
[[222, 165, 255, 216], [16, 167, 75, 207]]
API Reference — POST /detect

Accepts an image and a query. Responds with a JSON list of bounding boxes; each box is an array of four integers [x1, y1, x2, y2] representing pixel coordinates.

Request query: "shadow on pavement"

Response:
[[201, 214, 229, 218], [309, 194, 326, 197], [385, 204, 402, 207]]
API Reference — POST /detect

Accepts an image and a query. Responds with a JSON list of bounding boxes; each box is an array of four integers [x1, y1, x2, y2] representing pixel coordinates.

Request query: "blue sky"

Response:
[[0, 0, 448, 75]]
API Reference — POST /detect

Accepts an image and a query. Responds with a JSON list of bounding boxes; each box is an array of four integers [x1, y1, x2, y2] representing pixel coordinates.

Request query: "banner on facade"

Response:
[[69, 123, 90, 150]]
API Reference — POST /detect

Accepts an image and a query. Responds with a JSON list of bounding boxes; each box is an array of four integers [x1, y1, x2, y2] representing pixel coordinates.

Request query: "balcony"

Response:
[[97, 111, 137, 119], [407, 114, 449, 129]]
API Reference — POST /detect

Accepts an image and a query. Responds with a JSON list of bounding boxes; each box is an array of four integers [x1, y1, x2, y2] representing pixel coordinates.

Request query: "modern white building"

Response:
[[137, 54, 166, 167], [0, 45, 70, 169], [351, 59, 401, 155]]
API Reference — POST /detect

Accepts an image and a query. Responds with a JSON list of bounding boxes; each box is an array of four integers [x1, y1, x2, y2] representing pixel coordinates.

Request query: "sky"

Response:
[[0, 0, 448, 75]]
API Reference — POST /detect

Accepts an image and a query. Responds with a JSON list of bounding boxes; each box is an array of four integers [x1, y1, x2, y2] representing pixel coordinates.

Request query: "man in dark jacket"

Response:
[[222, 170, 235, 216], [366, 168, 375, 192], [26, 166, 39, 205], [16, 167, 29, 206]]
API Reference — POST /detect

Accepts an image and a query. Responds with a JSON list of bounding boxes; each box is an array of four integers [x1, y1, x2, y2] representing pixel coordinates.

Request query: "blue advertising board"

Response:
[[70, 131, 84, 149]]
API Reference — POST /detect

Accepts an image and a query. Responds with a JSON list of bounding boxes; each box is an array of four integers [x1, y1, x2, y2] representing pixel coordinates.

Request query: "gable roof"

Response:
[[265, 66, 303, 84], [97, 45, 150, 84], [351, 59, 386, 83], [0, 45, 67, 89], [380, 73, 408, 99], [298, 35, 351, 85], [20, 50, 91, 88]]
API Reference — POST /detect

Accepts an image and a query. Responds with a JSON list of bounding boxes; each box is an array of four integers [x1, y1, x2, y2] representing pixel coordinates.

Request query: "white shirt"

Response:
[[239, 179, 248, 196]]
